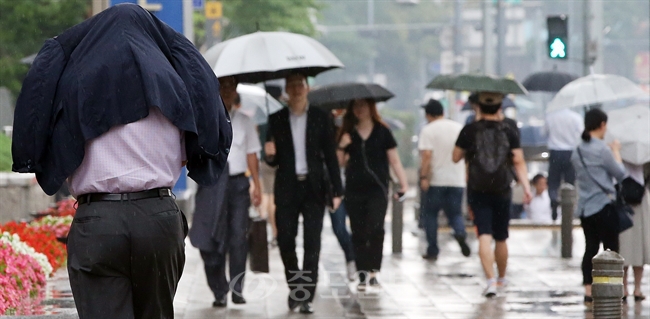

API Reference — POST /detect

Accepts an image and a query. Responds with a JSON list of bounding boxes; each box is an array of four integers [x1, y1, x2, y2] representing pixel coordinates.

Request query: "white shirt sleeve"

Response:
[[245, 117, 262, 155], [418, 127, 433, 151]]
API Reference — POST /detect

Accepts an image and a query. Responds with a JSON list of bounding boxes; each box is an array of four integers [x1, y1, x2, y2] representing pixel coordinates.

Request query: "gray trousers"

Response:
[[201, 174, 251, 299], [67, 196, 187, 319]]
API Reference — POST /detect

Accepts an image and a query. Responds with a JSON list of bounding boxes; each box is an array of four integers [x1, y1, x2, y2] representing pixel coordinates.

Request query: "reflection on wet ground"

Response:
[[3, 224, 648, 318]]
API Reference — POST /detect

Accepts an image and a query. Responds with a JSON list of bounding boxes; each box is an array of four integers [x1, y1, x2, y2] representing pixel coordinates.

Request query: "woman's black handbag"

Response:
[[577, 148, 634, 233], [619, 177, 646, 205], [614, 184, 635, 232]]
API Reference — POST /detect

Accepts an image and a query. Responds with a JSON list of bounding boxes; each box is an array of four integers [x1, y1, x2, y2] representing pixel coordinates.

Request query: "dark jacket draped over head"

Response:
[[11, 4, 232, 195]]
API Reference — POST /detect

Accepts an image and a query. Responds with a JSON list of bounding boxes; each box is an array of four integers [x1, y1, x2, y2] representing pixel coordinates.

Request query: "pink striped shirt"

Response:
[[68, 107, 185, 197]]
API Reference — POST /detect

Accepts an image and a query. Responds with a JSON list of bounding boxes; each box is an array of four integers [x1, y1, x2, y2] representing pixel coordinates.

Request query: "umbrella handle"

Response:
[[263, 81, 272, 139]]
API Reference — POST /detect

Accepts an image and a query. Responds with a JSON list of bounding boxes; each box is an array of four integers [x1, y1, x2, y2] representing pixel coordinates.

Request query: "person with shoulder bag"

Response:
[[618, 162, 649, 303], [336, 98, 409, 292], [570, 108, 627, 304]]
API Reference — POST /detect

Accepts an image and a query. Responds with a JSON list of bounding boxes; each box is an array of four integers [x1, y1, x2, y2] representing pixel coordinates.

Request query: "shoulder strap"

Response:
[[576, 147, 613, 195]]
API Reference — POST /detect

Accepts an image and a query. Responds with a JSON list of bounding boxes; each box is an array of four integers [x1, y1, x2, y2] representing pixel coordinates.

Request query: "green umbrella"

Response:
[[426, 74, 528, 95]]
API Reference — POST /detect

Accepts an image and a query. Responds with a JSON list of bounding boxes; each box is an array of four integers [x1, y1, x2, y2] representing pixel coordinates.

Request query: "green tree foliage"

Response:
[[222, 0, 320, 39], [0, 133, 11, 172], [195, 0, 320, 46], [0, 0, 89, 96]]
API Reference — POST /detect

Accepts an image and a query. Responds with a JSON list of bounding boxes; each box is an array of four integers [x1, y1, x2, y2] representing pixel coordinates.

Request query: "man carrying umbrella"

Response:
[[190, 75, 262, 307], [264, 73, 343, 314]]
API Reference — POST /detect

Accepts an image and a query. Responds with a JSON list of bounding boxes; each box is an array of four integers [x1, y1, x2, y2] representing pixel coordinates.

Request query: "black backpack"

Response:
[[467, 121, 513, 193]]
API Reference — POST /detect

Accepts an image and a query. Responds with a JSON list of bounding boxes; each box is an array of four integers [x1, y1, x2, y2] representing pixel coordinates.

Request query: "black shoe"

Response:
[[455, 235, 471, 257], [212, 295, 227, 307], [299, 301, 314, 314], [422, 254, 437, 261], [551, 201, 559, 221], [288, 295, 301, 311], [232, 294, 246, 304]]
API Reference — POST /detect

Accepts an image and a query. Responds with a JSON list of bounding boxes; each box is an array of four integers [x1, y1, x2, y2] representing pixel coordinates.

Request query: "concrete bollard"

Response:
[[560, 184, 576, 258], [592, 249, 624, 318]]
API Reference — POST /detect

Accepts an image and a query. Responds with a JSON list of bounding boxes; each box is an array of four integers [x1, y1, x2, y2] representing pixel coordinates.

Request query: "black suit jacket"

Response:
[[11, 4, 231, 195], [265, 107, 343, 207]]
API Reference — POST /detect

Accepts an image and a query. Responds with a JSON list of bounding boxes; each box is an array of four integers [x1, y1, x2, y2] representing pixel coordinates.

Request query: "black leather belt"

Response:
[[296, 174, 308, 181], [77, 188, 172, 205]]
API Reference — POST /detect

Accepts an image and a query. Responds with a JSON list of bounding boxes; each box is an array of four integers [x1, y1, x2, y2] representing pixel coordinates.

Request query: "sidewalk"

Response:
[[173, 219, 650, 319], [4, 219, 648, 318]]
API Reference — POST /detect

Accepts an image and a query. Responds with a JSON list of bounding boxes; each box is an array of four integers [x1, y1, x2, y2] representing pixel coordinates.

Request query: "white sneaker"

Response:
[[484, 282, 497, 298], [346, 262, 357, 282], [497, 277, 508, 290]]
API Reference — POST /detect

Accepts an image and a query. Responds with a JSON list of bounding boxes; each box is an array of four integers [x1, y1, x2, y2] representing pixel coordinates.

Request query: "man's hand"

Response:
[[420, 179, 429, 192], [522, 187, 533, 205], [252, 186, 262, 207], [332, 196, 342, 210], [264, 141, 276, 157]]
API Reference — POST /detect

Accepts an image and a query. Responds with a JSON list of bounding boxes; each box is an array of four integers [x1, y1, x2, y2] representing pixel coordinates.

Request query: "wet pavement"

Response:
[[3, 219, 649, 318]]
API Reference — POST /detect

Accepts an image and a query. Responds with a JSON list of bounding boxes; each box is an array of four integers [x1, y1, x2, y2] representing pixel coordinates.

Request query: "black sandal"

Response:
[[584, 296, 593, 303], [634, 294, 646, 302]]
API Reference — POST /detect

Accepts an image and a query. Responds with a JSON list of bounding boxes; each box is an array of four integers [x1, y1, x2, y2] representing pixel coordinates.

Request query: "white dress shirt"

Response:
[[227, 109, 261, 176], [289, 107, 308, 175], [544, 108, 584, 151]]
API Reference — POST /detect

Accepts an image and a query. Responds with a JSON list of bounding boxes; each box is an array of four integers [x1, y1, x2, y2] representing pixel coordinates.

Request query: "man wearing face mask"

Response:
[[453, 92, 532, 298]]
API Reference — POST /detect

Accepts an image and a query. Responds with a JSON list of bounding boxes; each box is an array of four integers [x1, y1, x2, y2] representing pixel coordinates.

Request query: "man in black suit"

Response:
[[264, 73, 343, 314]]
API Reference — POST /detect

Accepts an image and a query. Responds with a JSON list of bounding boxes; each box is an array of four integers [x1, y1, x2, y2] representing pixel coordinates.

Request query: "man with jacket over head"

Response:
[[11, 5, 232, 318], [264, 73, 343, 314]]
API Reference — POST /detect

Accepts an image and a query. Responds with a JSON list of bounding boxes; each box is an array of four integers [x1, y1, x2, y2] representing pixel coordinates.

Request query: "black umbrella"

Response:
[[462, 96, 516, 111], [522, 71, 578, 92], [308, 82, 394, 110]]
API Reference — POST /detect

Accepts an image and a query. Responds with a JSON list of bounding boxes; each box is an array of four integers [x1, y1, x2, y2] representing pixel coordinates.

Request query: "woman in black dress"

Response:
[[336, 98, 409, 291]]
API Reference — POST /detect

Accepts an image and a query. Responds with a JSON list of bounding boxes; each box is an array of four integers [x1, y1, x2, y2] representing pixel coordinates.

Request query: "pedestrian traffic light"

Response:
[[547, 15, 568, 60]]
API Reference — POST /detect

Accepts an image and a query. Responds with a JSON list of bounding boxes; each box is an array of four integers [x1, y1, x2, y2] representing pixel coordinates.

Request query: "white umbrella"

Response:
[[204, 31, 344, 83], [605, 104, 650, 165], [546, 74, 645, 113], [236, 84, 283, 124]]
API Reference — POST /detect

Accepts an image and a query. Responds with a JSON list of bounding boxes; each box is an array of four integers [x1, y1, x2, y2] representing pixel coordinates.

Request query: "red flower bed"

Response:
[[0, 222, 67, 273], [41, 199, 76, 217]]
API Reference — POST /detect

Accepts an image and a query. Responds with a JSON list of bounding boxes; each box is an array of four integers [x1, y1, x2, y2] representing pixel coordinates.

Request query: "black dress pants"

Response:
[[345, 189, 389, 275], [201, 174, 251, 299], [67, 197, 187, 319], [580, 204, 619, 285], [275, 180, 325, 302]]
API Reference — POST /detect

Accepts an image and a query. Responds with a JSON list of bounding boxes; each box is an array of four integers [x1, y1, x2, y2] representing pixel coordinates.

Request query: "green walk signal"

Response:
[[547, 15, 568, 60], [550, 38, 566, 59]]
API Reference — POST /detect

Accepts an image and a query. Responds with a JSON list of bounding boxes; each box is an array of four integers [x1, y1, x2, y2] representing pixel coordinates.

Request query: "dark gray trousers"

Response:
[[201, 174, 251, 299], [67, 196, 187, 319]]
